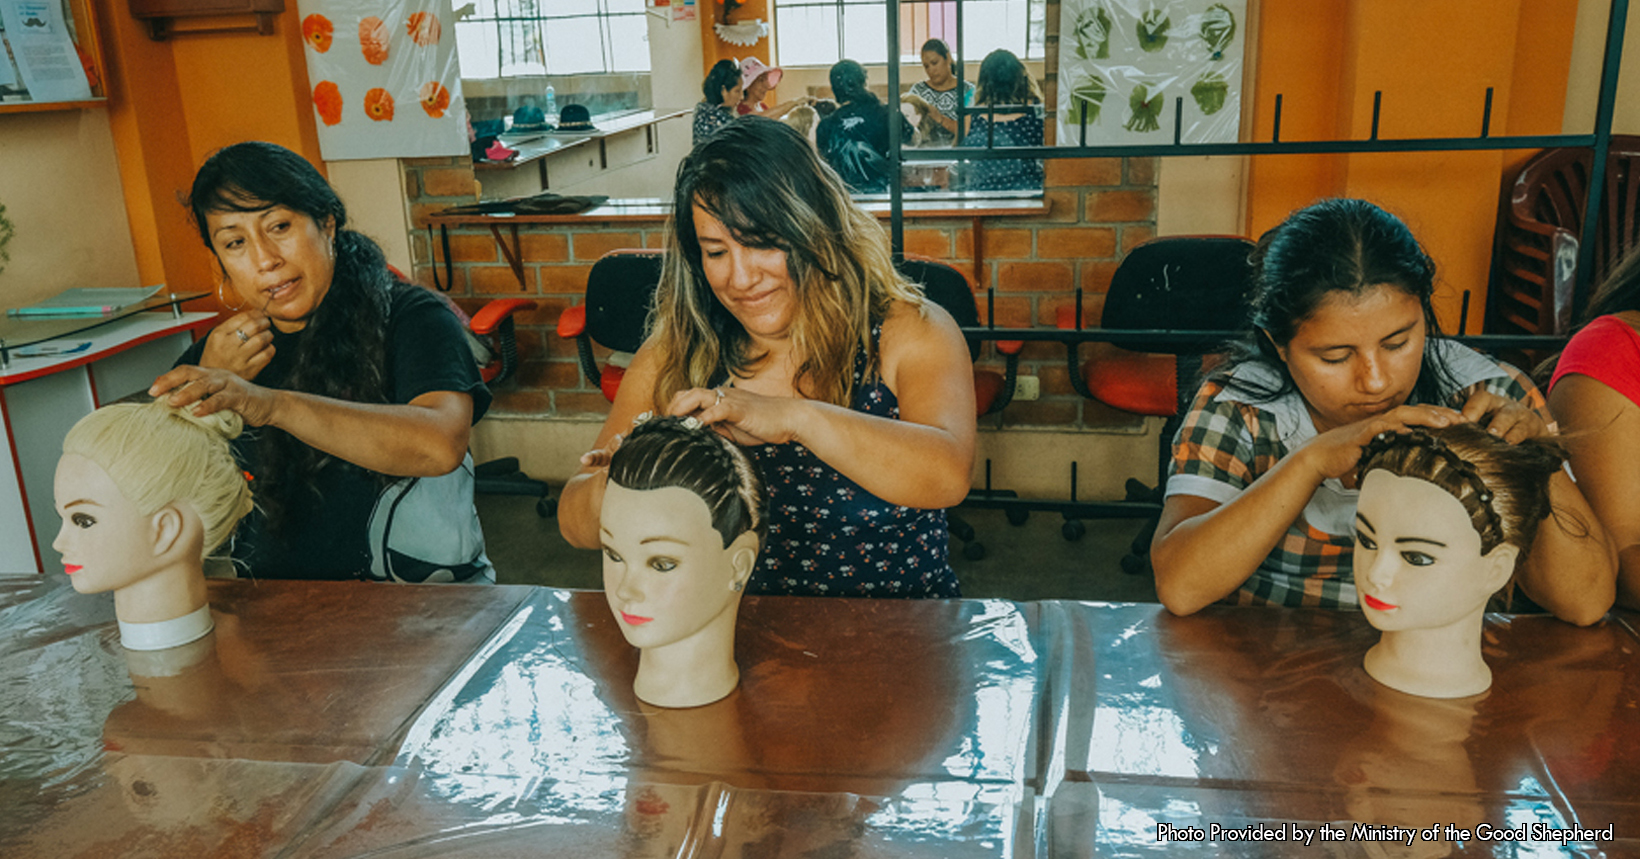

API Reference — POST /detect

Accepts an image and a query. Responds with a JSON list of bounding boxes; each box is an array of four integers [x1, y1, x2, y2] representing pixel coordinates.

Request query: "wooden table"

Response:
[[0, 576, 1634, 857]]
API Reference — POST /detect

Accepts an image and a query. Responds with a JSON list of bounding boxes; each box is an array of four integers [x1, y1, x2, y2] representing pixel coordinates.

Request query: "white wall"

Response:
[[327, 159, 415, 275]]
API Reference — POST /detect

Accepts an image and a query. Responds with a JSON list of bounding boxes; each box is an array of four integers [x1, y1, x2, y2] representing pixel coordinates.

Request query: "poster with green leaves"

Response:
[[1057, 0, 1245, 147]]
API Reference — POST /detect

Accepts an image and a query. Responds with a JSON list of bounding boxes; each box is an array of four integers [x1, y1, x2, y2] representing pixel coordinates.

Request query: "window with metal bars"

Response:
[[774, 0, 1045, 69], [454, 0, 652, 78]]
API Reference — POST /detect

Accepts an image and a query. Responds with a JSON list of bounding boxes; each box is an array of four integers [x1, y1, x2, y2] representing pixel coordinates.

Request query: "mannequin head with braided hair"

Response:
[[54, 401, 255, 648], [602, 415, 766, 707], [1352, 424, 1565, 697]]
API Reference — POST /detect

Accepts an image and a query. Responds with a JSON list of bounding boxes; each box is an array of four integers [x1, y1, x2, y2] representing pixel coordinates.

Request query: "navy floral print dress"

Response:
[[735, 325, 959, 599]]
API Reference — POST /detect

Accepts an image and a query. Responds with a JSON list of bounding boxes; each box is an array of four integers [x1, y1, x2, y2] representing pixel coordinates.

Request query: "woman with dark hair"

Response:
[[1150, 198, 1613, 623], [560, 118, 975, 598], [904, 38, 974, 146], [1547, 246, 1640, 609], [815, 59, 914, 193], [149, 141, 492, 581], [694, 59, 744, 144], [957, 49, 1044, 191]]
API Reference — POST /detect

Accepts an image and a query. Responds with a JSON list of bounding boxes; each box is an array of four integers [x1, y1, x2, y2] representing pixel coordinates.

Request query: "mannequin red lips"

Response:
[[1362, 593, 1398, 611]]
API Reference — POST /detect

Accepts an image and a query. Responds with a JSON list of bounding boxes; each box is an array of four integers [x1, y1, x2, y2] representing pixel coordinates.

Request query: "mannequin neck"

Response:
[[119, 603, 214, 652], [112, 558, 208, 624], [634, 602, 742, 708], [1364, 609, 1491, 699]]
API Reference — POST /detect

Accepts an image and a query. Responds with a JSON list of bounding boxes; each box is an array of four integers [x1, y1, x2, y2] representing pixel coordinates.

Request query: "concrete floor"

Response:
[[477, 492, 1161, 604]]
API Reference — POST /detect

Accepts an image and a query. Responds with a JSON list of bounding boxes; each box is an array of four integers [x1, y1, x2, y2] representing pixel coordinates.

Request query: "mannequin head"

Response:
[[54, 401, 253, 629], [602, 416, 765, 707], [1352, 425, 1563, 696]]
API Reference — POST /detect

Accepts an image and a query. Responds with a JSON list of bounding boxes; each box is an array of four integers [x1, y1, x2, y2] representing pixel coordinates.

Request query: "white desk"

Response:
[[0, 311, 216, 573]]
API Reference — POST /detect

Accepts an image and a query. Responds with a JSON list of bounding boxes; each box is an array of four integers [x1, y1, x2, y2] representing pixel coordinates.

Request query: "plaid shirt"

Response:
[[1166, 341, 1549, 609]]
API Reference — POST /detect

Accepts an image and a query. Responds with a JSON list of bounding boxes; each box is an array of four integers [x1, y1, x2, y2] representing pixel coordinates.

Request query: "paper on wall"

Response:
[[297, 0, 468, 160], [0, 0, 91, 101]]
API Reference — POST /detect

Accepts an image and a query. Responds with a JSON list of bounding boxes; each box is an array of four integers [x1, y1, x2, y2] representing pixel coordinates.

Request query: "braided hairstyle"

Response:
[[1356, 424, 1565, 557], [607, 416, 766, 548]]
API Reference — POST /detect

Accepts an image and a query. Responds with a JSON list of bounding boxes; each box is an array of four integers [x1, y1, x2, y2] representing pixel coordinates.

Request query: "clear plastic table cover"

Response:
[[1, 574, 1636, 858]]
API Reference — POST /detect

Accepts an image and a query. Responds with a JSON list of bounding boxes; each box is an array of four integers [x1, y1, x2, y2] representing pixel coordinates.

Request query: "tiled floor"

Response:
[[478, 492, 1161, 604]]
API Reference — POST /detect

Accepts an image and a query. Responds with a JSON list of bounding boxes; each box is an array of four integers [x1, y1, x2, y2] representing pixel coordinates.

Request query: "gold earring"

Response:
[[217, 277, 246, 311]]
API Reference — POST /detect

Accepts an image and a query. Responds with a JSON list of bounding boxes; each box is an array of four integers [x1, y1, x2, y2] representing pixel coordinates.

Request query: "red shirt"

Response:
[[1550, 314, 1640, 407]]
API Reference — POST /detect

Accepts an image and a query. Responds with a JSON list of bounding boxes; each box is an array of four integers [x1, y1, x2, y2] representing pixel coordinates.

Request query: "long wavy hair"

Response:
[[973, 49, 1041, 107], [650, 117, 925, 408], [1213, 198, 1461, 405], [189, 141, 397, 533]]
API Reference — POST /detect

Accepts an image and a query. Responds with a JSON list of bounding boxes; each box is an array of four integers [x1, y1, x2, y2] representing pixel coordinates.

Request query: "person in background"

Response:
[[1150, 197, 1614, 624], [559, 119, 975, 598], [815, 59, 915, 194], [957, 49, 1044, 191], [1546, 246, 1640, 610], [693, 59, 743, 144], [149, 141, 491, 581], [903, 38, 974, 147], [737, 57, 812, 120]]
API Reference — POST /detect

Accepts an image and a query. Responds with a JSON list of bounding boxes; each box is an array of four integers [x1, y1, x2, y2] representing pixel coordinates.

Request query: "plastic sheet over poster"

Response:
[[1054, 0, 1245, 147], [297, 0, 467, 160]]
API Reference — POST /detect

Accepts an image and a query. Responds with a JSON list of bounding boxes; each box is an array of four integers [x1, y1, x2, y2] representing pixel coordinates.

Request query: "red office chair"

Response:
[[415, 278, 555, 518], [898, 256, 1024, 560], [558, 250, 664, 402], [1059, 235, 1256, 572]]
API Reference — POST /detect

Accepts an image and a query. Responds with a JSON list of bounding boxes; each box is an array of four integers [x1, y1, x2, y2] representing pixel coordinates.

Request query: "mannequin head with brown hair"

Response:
[[1352, 424, 1564, 697], [54, 401, 254, 649], [602, 415, 766, 708]]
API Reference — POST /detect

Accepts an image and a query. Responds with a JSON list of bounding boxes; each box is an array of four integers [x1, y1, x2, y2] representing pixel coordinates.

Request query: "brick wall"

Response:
[[403, 154, 1158, 430]]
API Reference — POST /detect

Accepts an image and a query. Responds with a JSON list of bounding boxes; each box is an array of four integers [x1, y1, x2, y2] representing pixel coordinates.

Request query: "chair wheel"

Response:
[[950, 520, 976, 543], [536, 496, 558, 518], [1062, 519, 1086, 541], [1005, 509, 1030, 527], [1120, 553, 1151, 576], [962, 541, 986, 561]]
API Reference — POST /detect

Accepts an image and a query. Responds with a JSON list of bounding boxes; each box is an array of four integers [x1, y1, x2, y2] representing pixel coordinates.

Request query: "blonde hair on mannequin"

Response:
[[62, 401, 254, 557]]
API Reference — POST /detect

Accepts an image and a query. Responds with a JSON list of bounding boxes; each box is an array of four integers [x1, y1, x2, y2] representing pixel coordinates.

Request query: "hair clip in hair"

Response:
[[682, 416, 702, 431], [632, 411, 654, 427], [1476, 489, 1494, 504]]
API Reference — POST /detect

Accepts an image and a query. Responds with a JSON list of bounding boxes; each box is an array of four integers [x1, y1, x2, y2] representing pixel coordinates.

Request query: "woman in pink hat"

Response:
[[737, 57, 812, 120]]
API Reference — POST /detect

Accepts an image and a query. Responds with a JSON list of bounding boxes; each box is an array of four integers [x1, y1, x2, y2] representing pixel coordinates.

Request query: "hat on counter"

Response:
[[740, 56, 783, 90], [511, 104, 551, 132], [557, 104, 595, 131]]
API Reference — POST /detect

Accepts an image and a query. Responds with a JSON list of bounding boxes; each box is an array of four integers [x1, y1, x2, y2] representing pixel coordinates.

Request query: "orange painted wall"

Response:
[[95, 1, 323, 312], [1245, 0, 1580, 335], [700, 0, 773, 91]]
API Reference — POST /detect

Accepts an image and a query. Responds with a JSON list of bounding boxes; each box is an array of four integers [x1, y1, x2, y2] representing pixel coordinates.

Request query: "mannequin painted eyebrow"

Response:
[[60, 499, 100, 509], [599, 525, 691, 547], [1355, 512, 1448, 547]]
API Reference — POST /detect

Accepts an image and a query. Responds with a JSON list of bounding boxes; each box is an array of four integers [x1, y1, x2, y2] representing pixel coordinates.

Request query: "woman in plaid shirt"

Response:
[[1151, 199, 1615, 624]]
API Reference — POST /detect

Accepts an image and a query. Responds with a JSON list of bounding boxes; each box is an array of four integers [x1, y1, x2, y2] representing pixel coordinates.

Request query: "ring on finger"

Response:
[[236, 329, 250, 344], [714, 387, 725, 405]]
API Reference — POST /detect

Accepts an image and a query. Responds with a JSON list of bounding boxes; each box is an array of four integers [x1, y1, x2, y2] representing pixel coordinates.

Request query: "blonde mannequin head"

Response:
[[61, 401, 253, 558], [55, 401, 253, 641], [1352, 425, 1564, 697], [602, 415, 766, 708]]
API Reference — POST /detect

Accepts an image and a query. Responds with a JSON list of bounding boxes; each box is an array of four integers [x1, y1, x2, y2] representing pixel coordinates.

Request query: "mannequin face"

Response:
[[601, 483, 756, 651], [52, 454, 170, 595], [1353, 471, 1516, 632]]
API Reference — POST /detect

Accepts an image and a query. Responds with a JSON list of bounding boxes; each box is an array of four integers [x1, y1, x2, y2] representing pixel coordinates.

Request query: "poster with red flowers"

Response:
[[298, 0, 465, 160]]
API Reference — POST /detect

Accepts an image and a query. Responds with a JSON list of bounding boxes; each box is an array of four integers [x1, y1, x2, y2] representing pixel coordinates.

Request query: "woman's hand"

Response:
[[1461, 388, 1553, 442], [579, 432, 627, 470], [665, 385, 802, 447], [149, 365, 281, 426], [199, 310, 276, 380], [1299, 404, 1465, 485]]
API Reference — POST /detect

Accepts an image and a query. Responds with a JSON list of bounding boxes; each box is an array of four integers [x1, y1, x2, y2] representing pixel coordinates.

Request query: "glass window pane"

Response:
[[605, 14, 650, 73], [960, 1, 1024, 57], [500, 20, 547, 77], [776, 5, 840, 69], [841, 3, 889, 63], [456, 21, 500, 79], [542, 17, 606, 74], [543, 0, 599, 16], [467, 0, 501, 20], [605, 0, 645, 13]]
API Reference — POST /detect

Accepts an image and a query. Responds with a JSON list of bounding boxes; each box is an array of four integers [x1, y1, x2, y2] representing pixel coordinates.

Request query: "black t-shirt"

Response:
[[816, 98, 915, 193], [175, 285, 491, 580]]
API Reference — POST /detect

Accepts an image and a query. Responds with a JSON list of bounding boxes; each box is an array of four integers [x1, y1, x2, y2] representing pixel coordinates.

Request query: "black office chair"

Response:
[[557, 249, 664, 402], [897, 256, 1023, 560], [1059, 235, 1255, 572]]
